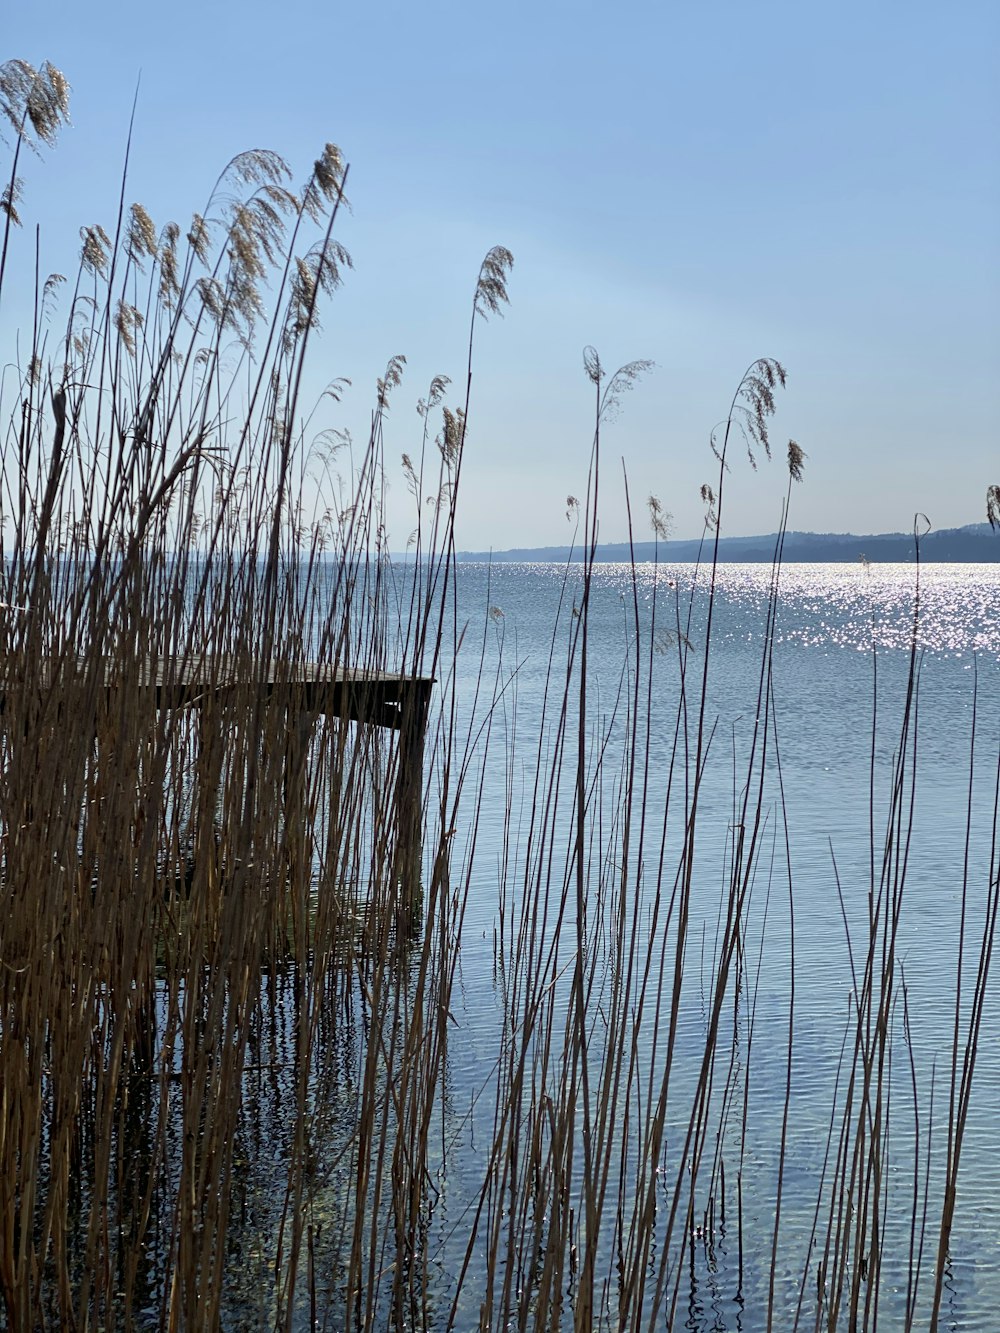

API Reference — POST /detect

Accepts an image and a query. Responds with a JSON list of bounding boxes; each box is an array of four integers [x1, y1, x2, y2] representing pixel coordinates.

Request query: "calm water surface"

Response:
[[429, 562, 1000, 1330]]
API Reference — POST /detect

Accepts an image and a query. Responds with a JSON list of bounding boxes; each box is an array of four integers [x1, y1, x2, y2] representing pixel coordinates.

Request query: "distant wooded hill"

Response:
[[456, 524, 1000, 564]]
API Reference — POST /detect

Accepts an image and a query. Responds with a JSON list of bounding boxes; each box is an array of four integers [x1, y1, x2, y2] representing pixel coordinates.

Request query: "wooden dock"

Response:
[[0, 656, 434, 919]]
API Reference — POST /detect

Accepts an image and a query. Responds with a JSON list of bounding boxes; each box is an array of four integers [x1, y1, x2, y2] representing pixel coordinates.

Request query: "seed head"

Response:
[[126, 203, 158, 268], [440, 406, 465, 465], [376, 355, 407, 413], [787, 439, 806, 482], [0, 59, 70, 151], [80, 224, 112, 275], [1, 176, 23, 226], [648, 494, 671, 539], [474, 246, 514, 320]]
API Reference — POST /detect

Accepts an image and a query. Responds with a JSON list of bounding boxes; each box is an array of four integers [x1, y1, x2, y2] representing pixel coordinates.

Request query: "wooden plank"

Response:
[[0, 656, 433, 728], [0, 655, 434, 924]]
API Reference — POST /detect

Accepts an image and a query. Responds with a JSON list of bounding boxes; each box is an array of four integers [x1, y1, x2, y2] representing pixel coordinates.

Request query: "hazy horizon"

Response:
[[449, 519, 1000, 557]]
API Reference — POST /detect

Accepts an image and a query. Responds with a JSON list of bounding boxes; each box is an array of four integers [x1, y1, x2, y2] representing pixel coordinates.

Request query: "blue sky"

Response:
[[4, 0, 998, 548]]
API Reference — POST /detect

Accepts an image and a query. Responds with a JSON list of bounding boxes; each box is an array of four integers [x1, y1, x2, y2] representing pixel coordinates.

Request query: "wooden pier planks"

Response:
[[0, 656, 434, 921]]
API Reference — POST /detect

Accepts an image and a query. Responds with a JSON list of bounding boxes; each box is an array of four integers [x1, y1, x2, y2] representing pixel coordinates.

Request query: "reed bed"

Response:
[[1, 59, 998, 1330]]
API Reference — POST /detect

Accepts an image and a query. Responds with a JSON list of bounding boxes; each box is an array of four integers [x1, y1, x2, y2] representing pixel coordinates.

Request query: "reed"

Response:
[[1, 59, 998, 1331]]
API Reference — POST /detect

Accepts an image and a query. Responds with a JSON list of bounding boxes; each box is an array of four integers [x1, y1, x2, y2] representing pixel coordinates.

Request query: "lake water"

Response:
[[403, 560, 1000, 1330], [137, 556, 1000, 1329]]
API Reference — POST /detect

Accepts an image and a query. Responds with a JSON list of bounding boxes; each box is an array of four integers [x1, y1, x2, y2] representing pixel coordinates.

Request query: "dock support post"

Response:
[[192, 698, 224, 898], [283, 707, 317, 939], [394, 679, 431, 930]]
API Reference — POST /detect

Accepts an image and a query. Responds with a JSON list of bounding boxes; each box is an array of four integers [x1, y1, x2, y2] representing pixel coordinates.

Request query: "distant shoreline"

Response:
[[454, 523, 1000, 565]]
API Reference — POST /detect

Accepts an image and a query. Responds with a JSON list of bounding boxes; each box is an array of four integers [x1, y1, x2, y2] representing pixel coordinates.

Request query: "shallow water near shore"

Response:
[[187, 558, 1000, 1329], [420, 560, 1000, 1329]]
